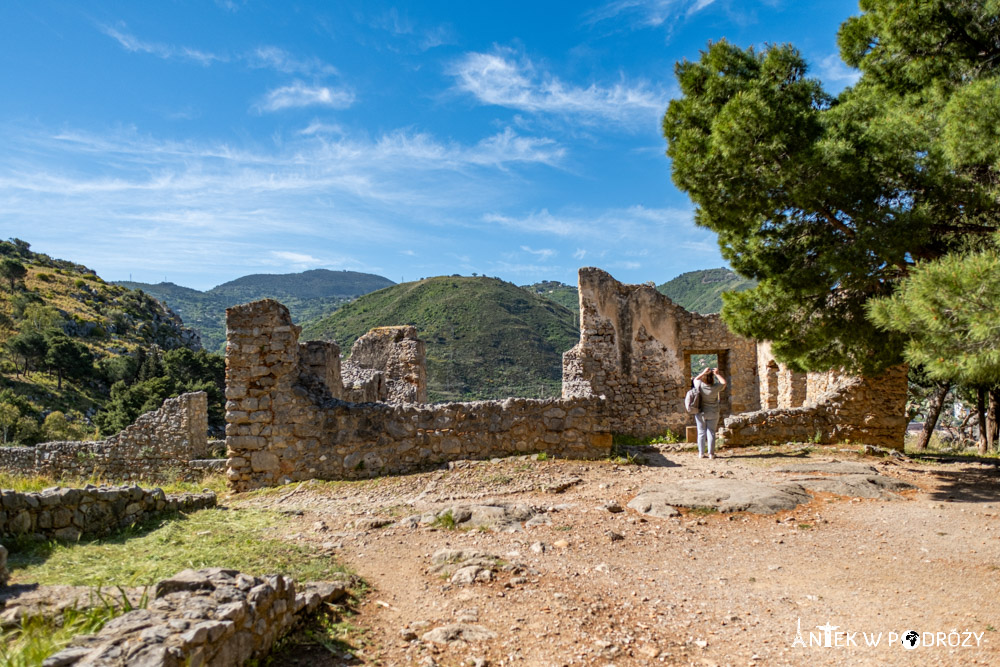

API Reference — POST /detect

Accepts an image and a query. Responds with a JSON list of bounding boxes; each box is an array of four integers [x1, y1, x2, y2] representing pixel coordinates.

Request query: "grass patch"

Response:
[[7, 507, 347, 587], [0, 471, 228, 497], [430, 510, 457, 531], [262, 613, 370, 664], [612, 430, 681, 447], [535, 451, 550, 461], [0, 587, 149, 667]]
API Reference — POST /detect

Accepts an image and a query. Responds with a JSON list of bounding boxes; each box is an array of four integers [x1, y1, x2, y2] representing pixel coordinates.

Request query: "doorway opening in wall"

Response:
[[683, 349, 732, 415], [690, 353, 718, 377]]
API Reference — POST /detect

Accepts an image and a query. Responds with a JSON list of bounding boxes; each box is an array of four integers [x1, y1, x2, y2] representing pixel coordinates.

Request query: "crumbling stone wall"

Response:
[[721, 365, 909, 449], [342, 325, 428, 403], [0, 393, 209, 481], [225, 300, 610, 490], [756, 341, 807, 409], [43, 568, 350, 667], [562, 268, 759, 437], [0, 484, 216, 542]]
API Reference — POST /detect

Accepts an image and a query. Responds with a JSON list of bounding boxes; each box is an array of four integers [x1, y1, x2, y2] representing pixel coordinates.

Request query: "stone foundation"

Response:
[[43, 568, 351, 667], [0, 484, 216, 542], [224, 300, 611, 491], [0, 393, 209, 481], [721, 365, 909, 449]]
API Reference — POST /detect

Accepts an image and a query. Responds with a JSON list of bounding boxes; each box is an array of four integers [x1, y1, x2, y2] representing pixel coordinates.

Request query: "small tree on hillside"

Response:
[[45, 332, 93, 389], [0, 258, 27, 293], [0, 402, 18, 443], [869, 249, 1000, 453]]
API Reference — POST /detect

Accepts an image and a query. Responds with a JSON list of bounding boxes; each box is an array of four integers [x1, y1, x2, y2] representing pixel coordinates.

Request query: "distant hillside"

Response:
[[119, 269, 394, 351], [656, 268, 756, 314], [301, 276, 579, 402], [0, 239, 206, 442], [527, 269, 756, 315], [521, 281, 579, 313]]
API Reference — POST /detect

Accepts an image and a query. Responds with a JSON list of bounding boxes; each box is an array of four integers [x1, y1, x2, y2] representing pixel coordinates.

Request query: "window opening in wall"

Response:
[[690, 353, 718, 377]]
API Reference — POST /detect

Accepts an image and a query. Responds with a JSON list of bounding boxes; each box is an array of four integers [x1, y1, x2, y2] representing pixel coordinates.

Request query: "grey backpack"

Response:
[[684, 386, 701, 414]]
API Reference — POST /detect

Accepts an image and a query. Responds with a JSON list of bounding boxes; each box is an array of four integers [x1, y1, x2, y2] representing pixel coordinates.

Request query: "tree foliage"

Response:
[[868, 249, 1000, 386], [664, 0, 1000, 375]]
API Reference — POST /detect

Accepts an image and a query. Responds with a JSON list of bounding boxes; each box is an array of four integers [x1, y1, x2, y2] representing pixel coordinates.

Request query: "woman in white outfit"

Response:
[[693, 367, 727, 458]]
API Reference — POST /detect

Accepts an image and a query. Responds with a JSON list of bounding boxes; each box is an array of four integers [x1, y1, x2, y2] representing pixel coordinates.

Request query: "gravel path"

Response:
[[240, 445, 1000, 666]]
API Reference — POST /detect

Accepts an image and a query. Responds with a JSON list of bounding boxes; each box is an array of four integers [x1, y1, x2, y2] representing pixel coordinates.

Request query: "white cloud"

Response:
[[818, 54, 861, 88], [573, 248, 587, 260], [587, 0, 719, 29], [520, 245, 556, 260], [271, 250, 324, 266], [247, 46, 337, 77], [100, 24, 223, 65], [257, 82, 356, 112], [450, 49, 670, 125]]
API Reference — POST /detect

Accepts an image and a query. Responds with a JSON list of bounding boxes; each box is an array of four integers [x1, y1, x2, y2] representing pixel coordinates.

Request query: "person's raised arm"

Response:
[[712, 368, 727, 387]]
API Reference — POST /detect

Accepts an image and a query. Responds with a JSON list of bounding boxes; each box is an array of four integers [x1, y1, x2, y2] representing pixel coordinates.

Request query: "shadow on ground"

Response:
[[922, 466, 1000, 504]]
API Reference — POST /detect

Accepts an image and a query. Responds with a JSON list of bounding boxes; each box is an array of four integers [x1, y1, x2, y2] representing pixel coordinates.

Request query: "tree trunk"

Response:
[[915, 382, 951, 451], [988, 387, 1000, 453], [978, 387, 989, 455]]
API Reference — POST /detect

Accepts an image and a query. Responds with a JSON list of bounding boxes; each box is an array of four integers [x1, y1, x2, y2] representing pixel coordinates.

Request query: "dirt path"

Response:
[[242, 446, 1000, 666]]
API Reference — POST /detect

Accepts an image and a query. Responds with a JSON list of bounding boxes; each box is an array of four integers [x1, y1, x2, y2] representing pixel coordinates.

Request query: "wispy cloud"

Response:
[[520, 245, 556, 260], [573, 248, 587, 260], [450, 48, 670, 125], [817, 54, 861, 89], [369, 8, 454, 50], [587, 0, 720, 29], [100, 24, 337, 78], [270, 250, 324, 267], [247, 46, 338, 77], [257, 82, 355, 112], [100, 24, 223, 65]]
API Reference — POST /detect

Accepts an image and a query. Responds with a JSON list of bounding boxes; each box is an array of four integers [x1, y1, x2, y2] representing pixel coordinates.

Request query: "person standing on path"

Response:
[[693, 366, 727, 458]]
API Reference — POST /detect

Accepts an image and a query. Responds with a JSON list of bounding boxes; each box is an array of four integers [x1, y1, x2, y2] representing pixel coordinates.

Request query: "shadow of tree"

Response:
[[5, 511, 193, 572], [921, 465, 1000, 504]]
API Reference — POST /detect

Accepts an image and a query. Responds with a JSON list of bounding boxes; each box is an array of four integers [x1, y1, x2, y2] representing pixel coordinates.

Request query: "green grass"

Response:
[[431, 509, 457, 530], [0, 601, 129, 667], [7, 507, 346, 587], [612, 430, 681, 447], [0, 471, 228, 497]]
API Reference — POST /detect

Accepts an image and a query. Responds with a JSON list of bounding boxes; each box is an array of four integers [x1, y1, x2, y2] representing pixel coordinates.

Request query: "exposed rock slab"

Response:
[[771, 461, 878, 475], [790, 474, 915, 499], [421, 623, 497, 644], [400, 503, 542, 532], [628, 479, 811, 515]]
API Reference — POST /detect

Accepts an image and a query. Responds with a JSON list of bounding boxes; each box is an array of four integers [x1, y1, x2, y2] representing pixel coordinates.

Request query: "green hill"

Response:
[[118, 269, 394, 352], [301, 276, 579, 402], [521, 281, 579, 312], [656, 268, 756, 314], [527, 269, 756, 315], [0, 239, 211, 443]]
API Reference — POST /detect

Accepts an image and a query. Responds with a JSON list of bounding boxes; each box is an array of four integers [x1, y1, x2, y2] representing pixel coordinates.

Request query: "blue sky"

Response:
[[0, 1, 861, 291]]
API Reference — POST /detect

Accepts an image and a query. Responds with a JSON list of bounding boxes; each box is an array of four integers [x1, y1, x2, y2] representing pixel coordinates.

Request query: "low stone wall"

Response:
[[0, 484, 216, 541], [721, 366, 909, 450], [225, 300, 611, 490], [44, 568, 350, 667], [0, 392, 209, 482]]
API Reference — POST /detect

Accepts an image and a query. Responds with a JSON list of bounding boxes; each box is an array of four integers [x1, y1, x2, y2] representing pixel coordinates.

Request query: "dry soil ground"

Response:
[[242, 444, 1000, 667]]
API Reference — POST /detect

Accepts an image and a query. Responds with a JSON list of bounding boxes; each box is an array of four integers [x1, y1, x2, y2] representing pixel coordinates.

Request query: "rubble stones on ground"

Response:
[[0, 485, 216, 541], [42, 568, 350, 667], [428, 548, 528, 585], [400, 503, 544, 532]]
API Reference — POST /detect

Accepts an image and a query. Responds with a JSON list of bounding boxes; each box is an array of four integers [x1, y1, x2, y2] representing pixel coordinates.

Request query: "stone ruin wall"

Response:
[[721, 364, 909, 449], [562, 267, 759, 438], [727, 341, 908, 448], [338, 325, 428, 404], [0, 392, 212, 481], [0, 484, 216, 542], [42, 568, 351, 667], [224, 300, 611, 491]]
